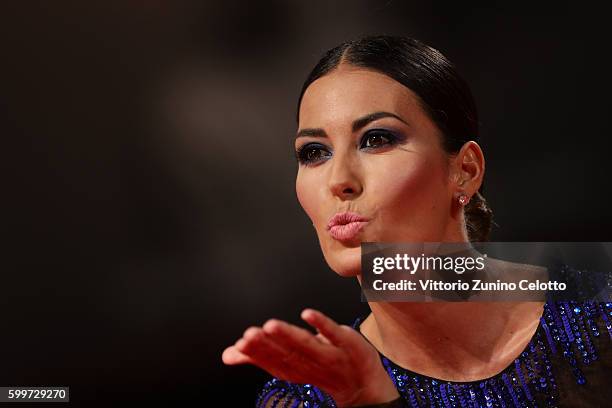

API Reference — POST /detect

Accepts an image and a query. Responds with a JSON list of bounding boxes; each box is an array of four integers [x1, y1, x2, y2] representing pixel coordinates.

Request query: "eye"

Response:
[[295, 143, 332, 165], [360, 129, 398, 149]]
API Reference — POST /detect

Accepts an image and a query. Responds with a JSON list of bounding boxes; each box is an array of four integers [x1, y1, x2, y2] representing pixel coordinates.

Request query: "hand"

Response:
[[222, 308, 400, 407]]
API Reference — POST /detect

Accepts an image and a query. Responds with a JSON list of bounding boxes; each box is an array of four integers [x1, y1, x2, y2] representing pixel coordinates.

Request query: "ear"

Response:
[[450, 141, 485, 197]]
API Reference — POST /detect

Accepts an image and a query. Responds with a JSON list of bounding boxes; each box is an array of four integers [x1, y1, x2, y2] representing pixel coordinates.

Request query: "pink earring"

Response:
[[458, 193, 470, 206]]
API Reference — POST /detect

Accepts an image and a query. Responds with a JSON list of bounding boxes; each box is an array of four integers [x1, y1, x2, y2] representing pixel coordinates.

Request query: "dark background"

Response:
[[2, 1, 610, 406]]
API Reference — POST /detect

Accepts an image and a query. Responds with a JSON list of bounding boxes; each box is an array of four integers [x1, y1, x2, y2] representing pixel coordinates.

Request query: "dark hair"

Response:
[[297, 35, 494, 242]]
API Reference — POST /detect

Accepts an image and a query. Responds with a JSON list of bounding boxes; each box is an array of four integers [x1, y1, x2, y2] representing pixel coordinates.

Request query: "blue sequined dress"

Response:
[[255, 300, 612, 407]]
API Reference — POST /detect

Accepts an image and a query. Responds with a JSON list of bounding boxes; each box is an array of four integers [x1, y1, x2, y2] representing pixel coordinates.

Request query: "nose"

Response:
[[328, 150, 363, 200]]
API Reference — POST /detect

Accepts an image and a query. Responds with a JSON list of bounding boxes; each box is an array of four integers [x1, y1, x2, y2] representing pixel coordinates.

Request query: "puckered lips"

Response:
[[326, 211, 370, 242]]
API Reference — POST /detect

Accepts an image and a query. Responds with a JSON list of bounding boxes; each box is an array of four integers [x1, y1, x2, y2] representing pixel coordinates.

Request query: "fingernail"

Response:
[[302, 309, 315, 319]]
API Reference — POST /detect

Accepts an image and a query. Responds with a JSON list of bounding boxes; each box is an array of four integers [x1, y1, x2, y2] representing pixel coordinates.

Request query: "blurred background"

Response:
[[2, 1, 610, 406]]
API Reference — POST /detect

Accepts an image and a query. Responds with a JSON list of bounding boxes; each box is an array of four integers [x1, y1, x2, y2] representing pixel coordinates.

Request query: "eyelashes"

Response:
[[294, 129, 403, 166], [294, 142, 332, 165]]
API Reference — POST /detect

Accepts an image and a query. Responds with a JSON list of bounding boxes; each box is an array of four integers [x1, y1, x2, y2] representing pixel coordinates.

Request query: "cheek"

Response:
[[295, 172, 320, 223], [366, 154, 449, 239], [296, 174, 333, 253]]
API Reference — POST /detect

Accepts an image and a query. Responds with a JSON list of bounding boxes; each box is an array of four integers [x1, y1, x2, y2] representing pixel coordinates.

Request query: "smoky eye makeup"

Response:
[[294, 142, 332, 166], [359, 128, 406, 150], [294, 128, 407, 166]]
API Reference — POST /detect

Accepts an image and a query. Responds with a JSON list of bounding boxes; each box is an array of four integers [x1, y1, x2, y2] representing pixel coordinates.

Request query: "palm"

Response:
[[222, 309, 399, 407]]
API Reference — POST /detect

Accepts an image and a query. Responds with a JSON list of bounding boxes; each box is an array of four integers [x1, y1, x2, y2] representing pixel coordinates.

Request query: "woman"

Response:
[[222, 36, 611, 407]]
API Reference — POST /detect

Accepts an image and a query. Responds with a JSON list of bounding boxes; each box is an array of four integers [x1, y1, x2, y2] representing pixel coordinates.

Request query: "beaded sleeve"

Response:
[[255, 378, 336, 408]]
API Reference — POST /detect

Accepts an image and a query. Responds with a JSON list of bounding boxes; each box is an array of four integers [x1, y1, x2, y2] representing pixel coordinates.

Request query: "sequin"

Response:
[[255, 299, 610, 407]]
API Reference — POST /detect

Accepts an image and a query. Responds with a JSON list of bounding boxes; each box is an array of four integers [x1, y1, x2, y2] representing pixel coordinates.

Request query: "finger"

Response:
[[302, 309, 373, 361], [236, 326, 324, 383], [300, 308, 351, 347], [262, 319, 335, 364], [243, 323, 348, 391], [315, 332, 332, 345], [237, 328, 319, 384], [221, 345, 254, 365], [237, 326, 290, 362]]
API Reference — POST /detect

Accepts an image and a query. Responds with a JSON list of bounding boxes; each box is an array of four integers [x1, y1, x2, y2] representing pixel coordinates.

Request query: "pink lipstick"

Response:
[[327, 212, 370, 242]]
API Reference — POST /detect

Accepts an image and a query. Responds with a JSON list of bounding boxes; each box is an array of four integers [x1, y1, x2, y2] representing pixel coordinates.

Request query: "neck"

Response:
[[355, 221, 545, 380], [359, 300, 544, 381]]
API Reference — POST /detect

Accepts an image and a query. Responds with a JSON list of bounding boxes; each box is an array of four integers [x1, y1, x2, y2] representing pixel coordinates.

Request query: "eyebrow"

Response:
[[295, 111, 409, 140]]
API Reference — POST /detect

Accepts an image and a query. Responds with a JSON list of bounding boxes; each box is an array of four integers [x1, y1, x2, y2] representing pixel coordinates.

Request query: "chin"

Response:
[[322, 244, 362, 277]]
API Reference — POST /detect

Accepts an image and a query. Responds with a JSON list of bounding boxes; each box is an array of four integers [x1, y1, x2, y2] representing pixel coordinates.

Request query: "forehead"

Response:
[[299, 66, 426, 129]]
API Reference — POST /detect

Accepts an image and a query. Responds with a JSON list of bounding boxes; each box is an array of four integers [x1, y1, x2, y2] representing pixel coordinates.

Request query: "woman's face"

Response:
[[295, 65, 461, 277]]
